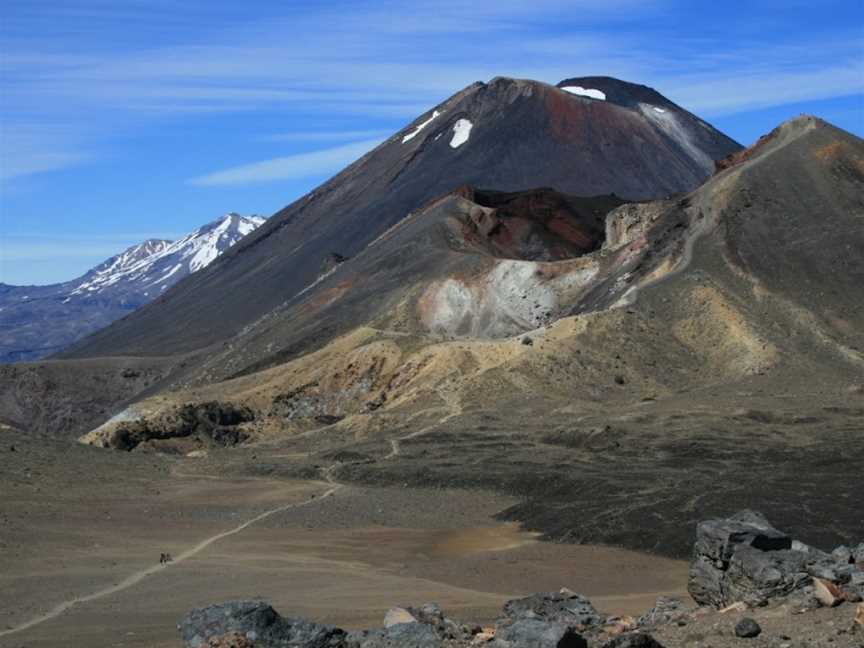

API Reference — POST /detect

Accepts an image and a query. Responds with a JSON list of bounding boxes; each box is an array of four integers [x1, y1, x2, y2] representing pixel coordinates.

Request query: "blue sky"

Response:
[[1, 0, 862, 285]]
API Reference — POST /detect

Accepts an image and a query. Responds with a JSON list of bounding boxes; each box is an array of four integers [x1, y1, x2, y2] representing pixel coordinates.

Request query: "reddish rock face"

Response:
[[715, 129, 779, 172], [452, 187, 623, 261]]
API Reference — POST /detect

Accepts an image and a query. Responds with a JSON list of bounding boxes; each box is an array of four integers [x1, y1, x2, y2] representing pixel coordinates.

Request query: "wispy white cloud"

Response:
[[0, 125, 91, 181], [663, 63, 864, 116], [262, 129, 391, 143], [187, 138, 384, 186], [0, 150, 89, 181]]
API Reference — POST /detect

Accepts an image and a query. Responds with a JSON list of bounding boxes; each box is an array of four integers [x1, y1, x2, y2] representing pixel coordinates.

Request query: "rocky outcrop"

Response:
[[179, 600, 481, 648], [602, 201, 668, 251], [498, 590, 604, 630], [488, 590, 603, 647], [491, 619, 588, 647], [346, 622, 443, 648], [178, 600, 346, 648], [81, 401, 254, 451], [688, 510, 863, 608], [178, 595, 668, 648]]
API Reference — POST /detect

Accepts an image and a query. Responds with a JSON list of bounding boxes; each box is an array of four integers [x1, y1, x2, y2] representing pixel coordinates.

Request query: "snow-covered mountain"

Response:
[[70, 213, 265, 300], [0, 213, 265, 362]]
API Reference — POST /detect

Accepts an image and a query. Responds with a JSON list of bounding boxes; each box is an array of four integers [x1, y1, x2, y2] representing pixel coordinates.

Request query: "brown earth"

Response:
[[0, 432, 687, 648]]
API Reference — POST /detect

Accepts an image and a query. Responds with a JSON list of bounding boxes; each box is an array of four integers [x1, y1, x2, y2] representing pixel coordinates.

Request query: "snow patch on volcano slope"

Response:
[[450, 119, 473, 148], [561, 86, 606, 101], [639, 103, 713, 173], [402, 110, 441, 143]]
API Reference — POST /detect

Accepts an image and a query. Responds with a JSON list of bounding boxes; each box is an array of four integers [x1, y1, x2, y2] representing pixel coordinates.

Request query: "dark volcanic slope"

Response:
[[63, 76, 741, 359], [189, 187, 626, 380]]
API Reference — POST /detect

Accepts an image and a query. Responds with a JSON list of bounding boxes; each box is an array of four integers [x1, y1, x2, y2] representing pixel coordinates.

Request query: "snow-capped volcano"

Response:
[[72, 213, 265, 298], [0, 213, 265, 362]]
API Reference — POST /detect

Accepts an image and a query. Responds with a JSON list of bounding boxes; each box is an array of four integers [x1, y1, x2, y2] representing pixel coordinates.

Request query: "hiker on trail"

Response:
[[160, 553, 173, 564]]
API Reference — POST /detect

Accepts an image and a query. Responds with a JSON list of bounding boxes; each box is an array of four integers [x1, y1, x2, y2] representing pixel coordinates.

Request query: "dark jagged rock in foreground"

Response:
[[688, 510, 864, 608], [179, 512, 864, 648], [177, 596, 605, 648], [178, 600, 347, 648]]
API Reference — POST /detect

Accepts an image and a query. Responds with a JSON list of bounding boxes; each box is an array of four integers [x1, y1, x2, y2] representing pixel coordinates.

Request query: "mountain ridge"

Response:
[[0, 213, 265, 362], [60, 75, 743, 361]]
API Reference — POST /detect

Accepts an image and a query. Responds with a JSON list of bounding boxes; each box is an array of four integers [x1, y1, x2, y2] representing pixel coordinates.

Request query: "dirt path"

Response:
[[2, 399, 464, 639], [0, 481, 338, 640]]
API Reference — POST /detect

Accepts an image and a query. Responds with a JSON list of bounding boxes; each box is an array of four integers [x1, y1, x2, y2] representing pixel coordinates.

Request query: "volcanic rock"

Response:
[[600, 633, 665, 648], [833, 546, 854, 564], [688, 510, 807, 607], [382, 607, 417, 627], [499, 590, 604, 629], [688, 510, 864, 609], [491, 619, 588, 648], [733, 617, 761, 638], [346, 623, 442, 648], [86, 401, 254, 451], [177, 600, 347, 648], [405, 602, 466, 640]]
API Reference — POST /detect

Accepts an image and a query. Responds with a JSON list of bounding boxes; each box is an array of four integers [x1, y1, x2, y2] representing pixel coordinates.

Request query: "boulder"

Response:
[[832, 545, 854, 564], [733, 617, 761, 638], [178, 600, 347, 648], [492, 619, 588, 648], [382, 607, 416, 628], [404, 602, 468, 641], [500, 590, 603, 629], [600, 633, 665, 648], [842, 568, 864, 602], [688, 511, 812, 607], [812, 577, 844, 607], [788, 585, 822, 614], [346, 623, 442, 648], [855, 603, 864, 627]]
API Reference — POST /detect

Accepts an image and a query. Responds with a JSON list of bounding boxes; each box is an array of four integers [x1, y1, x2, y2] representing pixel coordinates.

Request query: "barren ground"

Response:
[[0, 431, 687, 648]]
